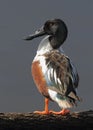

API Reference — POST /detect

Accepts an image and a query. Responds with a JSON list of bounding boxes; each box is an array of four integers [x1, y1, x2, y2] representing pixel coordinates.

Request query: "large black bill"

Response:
[[23, 27, 46, 41]]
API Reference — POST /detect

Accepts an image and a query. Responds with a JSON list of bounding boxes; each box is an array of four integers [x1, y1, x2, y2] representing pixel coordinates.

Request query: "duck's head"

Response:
[[24, 19, 68, 49]]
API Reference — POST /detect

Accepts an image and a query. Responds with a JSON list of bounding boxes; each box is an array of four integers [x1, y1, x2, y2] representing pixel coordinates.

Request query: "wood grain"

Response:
[[0, 110, 93, 130]]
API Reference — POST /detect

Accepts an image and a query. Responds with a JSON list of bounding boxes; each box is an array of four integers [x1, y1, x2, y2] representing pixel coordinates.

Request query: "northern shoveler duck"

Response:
[[24, 19, 80, 115]]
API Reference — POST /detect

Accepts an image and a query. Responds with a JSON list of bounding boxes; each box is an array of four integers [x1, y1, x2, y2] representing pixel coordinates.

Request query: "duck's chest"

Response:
[[31, 55, 49, 97]]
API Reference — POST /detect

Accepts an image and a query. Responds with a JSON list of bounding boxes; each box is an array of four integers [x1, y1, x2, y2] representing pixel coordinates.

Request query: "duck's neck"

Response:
[[37, 36, 53, 55], [49, 30, 67, 49], [36, 30, 67, 55]]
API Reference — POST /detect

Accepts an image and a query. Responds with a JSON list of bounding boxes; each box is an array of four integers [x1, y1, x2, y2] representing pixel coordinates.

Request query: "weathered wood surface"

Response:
[[0, 110, 93, 130]]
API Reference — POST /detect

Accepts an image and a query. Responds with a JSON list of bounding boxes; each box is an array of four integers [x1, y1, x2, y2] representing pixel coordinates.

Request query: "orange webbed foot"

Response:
[[34, 110, 50, 115], [50, 109, 70, 115]]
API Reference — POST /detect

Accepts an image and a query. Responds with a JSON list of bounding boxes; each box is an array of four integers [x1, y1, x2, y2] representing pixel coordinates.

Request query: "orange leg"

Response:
[[34, 98, 50, 114], [34, 98, 70, 115], [50, 109, 70, 115]]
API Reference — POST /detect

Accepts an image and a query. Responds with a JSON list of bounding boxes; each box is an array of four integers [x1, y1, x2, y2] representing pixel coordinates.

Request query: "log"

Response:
[[0, 110, 93, 130]]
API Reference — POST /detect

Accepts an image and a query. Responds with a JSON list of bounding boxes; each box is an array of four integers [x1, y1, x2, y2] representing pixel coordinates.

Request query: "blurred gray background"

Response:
[[0, 0, 93, 112]]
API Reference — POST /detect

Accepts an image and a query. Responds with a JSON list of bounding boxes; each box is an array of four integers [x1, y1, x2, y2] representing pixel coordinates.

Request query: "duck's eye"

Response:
[[49, 22, 55, 26]]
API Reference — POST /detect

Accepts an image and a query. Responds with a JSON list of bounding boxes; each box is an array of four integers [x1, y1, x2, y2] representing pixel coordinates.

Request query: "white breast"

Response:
[[37, 35, 53, 55], [33, 35, 53, 74]]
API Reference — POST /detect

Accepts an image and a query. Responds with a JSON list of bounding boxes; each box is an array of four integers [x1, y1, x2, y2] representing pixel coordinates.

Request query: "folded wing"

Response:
[[44, 50, 79, 101]]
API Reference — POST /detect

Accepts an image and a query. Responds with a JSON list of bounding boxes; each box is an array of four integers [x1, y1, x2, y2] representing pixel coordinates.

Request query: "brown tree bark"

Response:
[[0, 110, 93, 130]]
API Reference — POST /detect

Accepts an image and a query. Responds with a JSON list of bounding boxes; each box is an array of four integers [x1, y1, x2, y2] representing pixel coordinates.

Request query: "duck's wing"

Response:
[[44, 50, 79, 101]]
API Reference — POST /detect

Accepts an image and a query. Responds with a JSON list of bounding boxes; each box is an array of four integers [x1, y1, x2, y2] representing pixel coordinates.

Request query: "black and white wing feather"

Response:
[[44, 50, 79, 101]]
